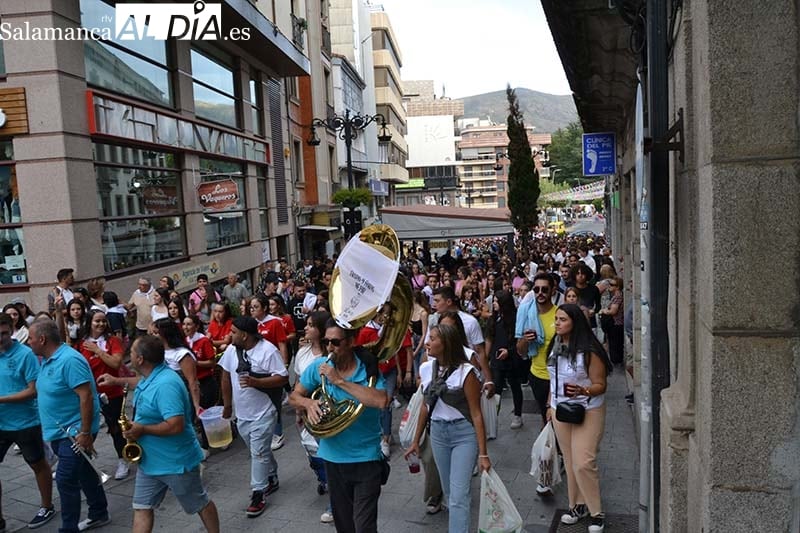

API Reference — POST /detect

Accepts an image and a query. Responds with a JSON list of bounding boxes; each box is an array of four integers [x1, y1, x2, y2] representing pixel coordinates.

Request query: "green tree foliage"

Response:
[[548, 121, 584, 186], [505, 85, 539, 246], [331, 187, 372, 208]]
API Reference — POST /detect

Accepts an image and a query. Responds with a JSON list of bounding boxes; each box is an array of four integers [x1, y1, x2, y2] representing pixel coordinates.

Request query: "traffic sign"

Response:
[[582, 132, 616, 176]]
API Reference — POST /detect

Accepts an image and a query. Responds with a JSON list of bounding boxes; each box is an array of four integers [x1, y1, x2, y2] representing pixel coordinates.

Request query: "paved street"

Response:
[[1, 371, 637, 532], [567, 217, 605, 237]]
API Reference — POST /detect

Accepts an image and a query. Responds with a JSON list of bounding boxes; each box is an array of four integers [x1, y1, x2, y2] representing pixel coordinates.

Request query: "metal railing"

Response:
[[291, 14, 305, 51], [321, 26, 332, 58]]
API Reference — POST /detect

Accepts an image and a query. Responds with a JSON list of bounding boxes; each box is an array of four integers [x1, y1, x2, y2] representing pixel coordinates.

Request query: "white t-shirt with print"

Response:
[[218, 339, 288, 421], [419, 360, 476, 422]]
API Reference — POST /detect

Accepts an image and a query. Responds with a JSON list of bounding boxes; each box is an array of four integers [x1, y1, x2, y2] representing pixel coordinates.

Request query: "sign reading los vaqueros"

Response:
[[142, 186, 179, 214], [197, 179, 240, 211]]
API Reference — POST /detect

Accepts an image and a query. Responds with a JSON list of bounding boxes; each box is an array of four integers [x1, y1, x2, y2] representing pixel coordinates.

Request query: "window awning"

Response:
[[380, 205, 515, 240], [298, 225, 340, 232]]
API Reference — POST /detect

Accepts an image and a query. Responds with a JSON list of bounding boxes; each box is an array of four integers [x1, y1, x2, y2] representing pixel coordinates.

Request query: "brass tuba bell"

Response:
[[302, 225, 412, 438], [119, 384, 143, 463]]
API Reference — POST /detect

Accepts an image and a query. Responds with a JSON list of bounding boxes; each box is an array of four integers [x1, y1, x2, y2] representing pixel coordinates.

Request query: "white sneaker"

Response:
[[271, 434, 285, 451], [380, 440, 390, 457], [320, 510, 334, 523], [536, 483, 553, 497], [281, 391, 290, 407], [510, 415, 523, 429], [392, 398, 402, 409], [114, 460, 129, 480]]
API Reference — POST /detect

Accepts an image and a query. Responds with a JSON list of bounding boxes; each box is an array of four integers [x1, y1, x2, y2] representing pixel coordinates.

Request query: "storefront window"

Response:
[[199, 158, 247, 250], [81, 0, 172, 107], [0, 142, 27, 284], [191, 49, 238, 128], [93, 143, 185, 272]]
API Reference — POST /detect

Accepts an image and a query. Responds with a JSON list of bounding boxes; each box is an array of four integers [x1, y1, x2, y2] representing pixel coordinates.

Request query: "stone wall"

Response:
[[659, 1, 800, 531]]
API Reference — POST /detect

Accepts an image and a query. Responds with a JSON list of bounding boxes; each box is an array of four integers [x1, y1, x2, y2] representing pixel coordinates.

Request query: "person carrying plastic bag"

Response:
[[529, 421, 561, 495], [478, 468, 524, 533]]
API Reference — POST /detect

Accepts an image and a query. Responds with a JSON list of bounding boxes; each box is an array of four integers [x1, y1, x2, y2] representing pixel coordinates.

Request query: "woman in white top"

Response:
[[546, 303, 612, 533], [3, 303, 29, 344], [150, 288, 170, 324], [294, 310, 330, 377], [153, 317, 201, 415], [405, 324, 490, 533]]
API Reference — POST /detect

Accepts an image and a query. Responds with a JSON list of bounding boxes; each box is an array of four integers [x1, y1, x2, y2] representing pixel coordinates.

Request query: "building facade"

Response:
[[457, 125, 551, 209], [543, 1, 800, 531], [370, 6, 409, 196], [0, 0, 309, 308]]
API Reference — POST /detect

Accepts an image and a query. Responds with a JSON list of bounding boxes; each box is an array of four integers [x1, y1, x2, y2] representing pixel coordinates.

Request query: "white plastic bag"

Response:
[[481, 391, 501, 440], [529, 422, 561, 488], [478, 468, 524, 533], [399, 385, 425, 449], [298, 424, 319, 455]]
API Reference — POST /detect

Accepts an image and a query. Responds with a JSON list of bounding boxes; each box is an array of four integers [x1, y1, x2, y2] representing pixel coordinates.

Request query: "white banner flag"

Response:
[[331, 232, 399, 328]]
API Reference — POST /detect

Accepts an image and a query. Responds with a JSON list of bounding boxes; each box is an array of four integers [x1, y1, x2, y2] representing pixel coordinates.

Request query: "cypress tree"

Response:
[[505, 84, 539, 248]]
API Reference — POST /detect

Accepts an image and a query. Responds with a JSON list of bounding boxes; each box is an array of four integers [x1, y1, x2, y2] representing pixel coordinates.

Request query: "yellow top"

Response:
[[530, 305, 557, 380]]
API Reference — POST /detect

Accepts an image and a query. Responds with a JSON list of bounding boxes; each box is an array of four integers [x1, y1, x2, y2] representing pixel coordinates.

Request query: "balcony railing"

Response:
[[291, 14, 305, 51], [321, 26, 332, 58]]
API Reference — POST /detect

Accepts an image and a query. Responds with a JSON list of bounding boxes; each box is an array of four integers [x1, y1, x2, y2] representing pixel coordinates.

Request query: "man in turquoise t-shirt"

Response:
[[290, 319, 389, 533], [30, 319, 108, 533], [98, 336, 219, 533], [0, 313, 55, 530]]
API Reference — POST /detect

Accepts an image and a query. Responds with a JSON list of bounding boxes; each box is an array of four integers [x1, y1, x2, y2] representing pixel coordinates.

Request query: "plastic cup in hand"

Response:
[[407, 452, 420, 474], [238, 371, 250, 388]]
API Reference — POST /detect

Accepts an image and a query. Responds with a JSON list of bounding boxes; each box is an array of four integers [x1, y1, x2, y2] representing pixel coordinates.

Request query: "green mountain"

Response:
[[461, 88, 578, 133]]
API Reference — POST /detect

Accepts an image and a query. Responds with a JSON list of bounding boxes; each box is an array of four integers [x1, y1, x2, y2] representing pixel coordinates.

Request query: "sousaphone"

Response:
[[302, 225, 412, 438]]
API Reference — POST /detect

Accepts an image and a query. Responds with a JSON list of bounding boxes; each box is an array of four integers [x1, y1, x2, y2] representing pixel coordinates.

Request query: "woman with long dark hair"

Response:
[[405, 324, 490, 533], [167, 297, 187, 325], [183, 315, 219, 411], [56, 299, 86, 348], [571, 264, 600, 328], [150, 287, 170, 323], [3, 303, 28, 343], [77, 309, 128, 479], [485, 289, 525, 429], [153, 318, 201, 415], [546, 304, 612, 532]]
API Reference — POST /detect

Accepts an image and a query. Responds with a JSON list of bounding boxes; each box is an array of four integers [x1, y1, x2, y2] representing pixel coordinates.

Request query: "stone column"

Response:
[[661, 1, 800, 531]]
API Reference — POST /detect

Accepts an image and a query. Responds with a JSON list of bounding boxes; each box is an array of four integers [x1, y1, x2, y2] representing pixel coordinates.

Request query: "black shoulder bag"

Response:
[[235, 346, 284, 413], [553, 355, 586, 425]]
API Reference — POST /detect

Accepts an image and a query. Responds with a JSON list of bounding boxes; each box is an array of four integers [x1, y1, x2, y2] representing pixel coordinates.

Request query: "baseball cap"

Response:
[[232, 316, 259, 336]]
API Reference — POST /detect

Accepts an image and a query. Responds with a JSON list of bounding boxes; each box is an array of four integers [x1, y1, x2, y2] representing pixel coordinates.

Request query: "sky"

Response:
[[375, 0, 571, 98]]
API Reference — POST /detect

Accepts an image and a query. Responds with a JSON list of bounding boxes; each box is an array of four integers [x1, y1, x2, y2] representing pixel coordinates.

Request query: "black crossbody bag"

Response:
[[553, 356, 586, 425]]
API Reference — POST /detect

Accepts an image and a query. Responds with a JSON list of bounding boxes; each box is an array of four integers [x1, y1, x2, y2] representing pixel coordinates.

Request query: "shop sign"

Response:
[[168, 260, 221, 290], [197, 179, 240, 211], [142, 185, 179, 214], [87, 91, 270, 164], [0, 88, 29, 135]]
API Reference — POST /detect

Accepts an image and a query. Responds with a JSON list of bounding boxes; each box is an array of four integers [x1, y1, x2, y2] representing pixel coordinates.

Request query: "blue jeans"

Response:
[[237, 408, 278, 491], [51, 437, 108, 533], [380, 367, 398, 439], [430, 418, 478, 533]]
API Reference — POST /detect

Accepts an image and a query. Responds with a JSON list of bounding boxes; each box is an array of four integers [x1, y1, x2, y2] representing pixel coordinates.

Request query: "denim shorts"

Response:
[[132, 466, 209, 515]]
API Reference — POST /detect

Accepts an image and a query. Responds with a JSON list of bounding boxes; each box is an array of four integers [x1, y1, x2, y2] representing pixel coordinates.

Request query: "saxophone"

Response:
[[119, 384, 143, 463]]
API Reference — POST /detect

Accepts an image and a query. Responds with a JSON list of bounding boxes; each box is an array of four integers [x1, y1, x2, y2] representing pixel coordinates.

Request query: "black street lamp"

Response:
[[306, 109, 392, 190], [494, 147, 549, 171]]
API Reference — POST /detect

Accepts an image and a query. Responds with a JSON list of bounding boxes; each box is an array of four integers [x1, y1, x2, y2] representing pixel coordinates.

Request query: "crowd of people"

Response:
[[0, 229, 628, 533]]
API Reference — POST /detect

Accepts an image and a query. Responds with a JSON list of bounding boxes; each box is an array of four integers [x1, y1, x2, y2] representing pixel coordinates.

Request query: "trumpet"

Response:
[[119, 384, 143, 463], [56, 422, 111, 485]]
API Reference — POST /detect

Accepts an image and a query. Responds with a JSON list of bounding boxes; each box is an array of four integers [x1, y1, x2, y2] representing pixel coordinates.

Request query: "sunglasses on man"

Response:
[[532, 286, 550, 294], [322, 337, 345, 347]]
